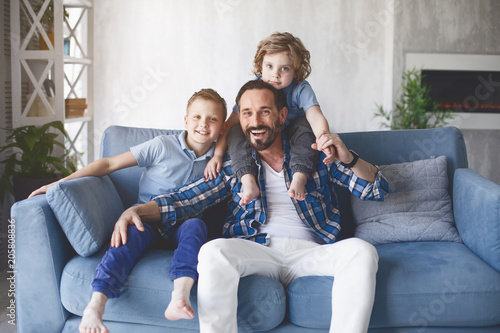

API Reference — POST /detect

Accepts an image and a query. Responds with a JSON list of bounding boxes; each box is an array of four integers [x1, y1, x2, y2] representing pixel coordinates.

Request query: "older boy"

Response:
[[30, 89, 227, 333]]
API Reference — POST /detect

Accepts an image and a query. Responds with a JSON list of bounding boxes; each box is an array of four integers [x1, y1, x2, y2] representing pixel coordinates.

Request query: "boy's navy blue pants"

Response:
[[91, 218, 207, 298]]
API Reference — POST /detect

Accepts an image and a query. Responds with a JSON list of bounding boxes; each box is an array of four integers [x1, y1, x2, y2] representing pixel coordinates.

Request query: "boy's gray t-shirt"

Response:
[[130, 131, 215, 203]]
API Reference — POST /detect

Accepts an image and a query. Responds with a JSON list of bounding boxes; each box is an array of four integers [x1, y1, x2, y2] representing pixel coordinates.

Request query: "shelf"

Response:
[[64, 56, 92, 65], [11, 0, 94, 168], [64, 115, 92, 123], [14, 52, 92, 66], [16, 50, 57, 60], [64, 0, 93, 8]]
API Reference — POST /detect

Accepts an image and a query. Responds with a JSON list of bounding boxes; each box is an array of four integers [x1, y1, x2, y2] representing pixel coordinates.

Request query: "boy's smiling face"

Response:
[[184, 99, 225, 155], [261, 52, 296, 90]]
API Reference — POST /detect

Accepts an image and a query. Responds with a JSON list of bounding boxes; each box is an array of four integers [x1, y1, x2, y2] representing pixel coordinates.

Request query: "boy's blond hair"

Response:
[[252, 32, 311, 82], [186, 88, 227, 120]]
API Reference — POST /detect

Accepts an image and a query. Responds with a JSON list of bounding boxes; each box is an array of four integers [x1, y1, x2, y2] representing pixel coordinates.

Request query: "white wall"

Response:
[[92, 0, 396, 158]]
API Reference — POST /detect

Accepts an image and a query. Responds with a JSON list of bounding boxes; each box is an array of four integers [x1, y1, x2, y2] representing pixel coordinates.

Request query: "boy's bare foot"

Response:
[[79, 292, 109, 333], [240, 174, 260, 205], [165, 277, 196, 321], [165, 291, 195, 320], [288, 172, 307, 201]]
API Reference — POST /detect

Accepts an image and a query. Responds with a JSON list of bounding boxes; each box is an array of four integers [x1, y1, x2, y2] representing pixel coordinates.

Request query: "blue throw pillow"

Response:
[[351, 156, 462, 245], [47, 176, 125, 256]]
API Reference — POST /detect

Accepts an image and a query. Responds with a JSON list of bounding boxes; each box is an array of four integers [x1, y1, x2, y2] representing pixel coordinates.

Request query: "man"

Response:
[[115, 80, 389, 333]]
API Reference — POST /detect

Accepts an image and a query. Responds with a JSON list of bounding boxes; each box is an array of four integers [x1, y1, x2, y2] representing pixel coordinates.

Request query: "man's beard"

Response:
[[244, 125, 278, 151]]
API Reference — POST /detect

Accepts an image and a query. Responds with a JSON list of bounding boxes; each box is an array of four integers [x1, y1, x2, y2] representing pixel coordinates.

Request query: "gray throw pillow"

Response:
[[47, 176, 125, 257], [351, 156, 462, 245]]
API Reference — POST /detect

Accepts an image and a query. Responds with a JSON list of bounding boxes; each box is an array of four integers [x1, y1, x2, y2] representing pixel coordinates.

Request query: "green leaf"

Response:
[[0, 120, 76, 203]]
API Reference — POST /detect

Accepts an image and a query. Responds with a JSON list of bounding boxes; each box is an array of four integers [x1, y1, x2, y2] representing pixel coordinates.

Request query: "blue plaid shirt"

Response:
[[153, 134, 389, 244]]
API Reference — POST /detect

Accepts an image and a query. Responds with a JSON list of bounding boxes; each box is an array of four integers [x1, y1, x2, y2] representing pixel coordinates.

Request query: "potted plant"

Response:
[[375, 68, 454, 130], [0, 121, 76, 202]]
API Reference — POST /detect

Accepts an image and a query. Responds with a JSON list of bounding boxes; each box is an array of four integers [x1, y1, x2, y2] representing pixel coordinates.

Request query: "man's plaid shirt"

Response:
[[153, 134, 389, 245]]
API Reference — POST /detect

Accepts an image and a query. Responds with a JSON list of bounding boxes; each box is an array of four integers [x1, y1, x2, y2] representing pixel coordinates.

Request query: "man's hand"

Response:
[[313, 132, 378, 182], [312, 132, 352, 165], [110, 206, 145, 248]]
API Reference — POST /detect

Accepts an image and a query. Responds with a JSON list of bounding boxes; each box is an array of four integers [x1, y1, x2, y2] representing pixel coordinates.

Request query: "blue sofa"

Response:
[[13, 125, 500, 332]]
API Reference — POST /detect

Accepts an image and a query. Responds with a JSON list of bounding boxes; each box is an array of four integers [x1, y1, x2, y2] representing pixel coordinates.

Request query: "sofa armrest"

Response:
[[12, 195, 75, 333], [453, 168, 500, 272]]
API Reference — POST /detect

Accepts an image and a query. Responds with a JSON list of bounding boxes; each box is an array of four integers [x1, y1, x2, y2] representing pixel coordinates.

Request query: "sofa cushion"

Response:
[[351, 156, 461, 245], [47, 176, 125, 257], [61, 248, 286, 331], [287, 242, 500, 329]]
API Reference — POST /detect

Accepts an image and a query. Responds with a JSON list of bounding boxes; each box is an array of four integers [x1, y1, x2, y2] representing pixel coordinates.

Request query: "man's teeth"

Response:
[[251, 129, 266, 134]]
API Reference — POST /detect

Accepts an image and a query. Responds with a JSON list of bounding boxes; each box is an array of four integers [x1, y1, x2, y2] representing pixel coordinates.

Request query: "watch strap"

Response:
[[341, 150, 359, 168]]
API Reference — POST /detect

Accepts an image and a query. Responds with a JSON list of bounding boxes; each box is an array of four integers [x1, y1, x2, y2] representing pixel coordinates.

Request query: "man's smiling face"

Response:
[[238, 88, 286, 151]]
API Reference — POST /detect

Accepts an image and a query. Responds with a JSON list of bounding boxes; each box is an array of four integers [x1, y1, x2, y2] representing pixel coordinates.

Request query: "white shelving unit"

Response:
[[10, 0, 94, 167]]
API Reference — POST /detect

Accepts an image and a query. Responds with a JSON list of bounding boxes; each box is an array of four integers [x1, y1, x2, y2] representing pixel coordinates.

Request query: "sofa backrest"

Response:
[[101, 125, 468, 239], [337, 126, 468, 239]]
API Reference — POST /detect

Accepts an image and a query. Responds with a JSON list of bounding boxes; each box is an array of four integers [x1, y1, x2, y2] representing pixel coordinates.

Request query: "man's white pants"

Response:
[[197, 237, 378, 333]]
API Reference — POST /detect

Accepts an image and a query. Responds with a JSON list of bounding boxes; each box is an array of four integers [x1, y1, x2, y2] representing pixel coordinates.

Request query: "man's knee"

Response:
[[347, 238, 379, 271], [199, 238, 230, 261], [199, 239, 242, 267]]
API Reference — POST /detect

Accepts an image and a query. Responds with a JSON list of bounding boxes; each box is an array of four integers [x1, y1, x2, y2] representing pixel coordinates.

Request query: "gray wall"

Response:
[[393, 0, 500, 184], [462, 130, 500, 184], [92, 0, 395, 153]]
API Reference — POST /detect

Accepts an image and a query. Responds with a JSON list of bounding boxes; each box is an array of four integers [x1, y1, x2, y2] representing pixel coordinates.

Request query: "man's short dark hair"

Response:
[[235, 80, 287, 112]]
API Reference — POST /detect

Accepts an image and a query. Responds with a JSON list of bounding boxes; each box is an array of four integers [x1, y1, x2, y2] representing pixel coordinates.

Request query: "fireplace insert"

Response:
[[422, 70, 500, 113]]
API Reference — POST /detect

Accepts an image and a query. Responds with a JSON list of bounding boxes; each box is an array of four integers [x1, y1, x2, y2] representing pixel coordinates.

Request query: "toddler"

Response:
[[205, 32, 333, 204]]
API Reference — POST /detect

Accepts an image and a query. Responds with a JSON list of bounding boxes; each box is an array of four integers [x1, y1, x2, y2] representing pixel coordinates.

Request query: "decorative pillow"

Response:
[[351, 156, 462, 245], [47, 176, 125, 256]]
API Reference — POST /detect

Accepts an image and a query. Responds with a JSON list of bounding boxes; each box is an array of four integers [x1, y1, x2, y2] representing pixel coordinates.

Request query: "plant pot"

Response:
[[13, 176, 59, 202]]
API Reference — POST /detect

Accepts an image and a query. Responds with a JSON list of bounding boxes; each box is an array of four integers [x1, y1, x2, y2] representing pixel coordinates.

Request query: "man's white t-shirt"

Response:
[[260, 160, 319, 243]]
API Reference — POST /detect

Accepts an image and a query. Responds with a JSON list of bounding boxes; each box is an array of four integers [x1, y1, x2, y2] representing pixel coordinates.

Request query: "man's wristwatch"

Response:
[[341, 150, 359, 168]]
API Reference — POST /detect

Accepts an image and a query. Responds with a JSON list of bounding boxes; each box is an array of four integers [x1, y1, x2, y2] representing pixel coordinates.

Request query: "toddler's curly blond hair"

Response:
[[252, 32, 311, 82]]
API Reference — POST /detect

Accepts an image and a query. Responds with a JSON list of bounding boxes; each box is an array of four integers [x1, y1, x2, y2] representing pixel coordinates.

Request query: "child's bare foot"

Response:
[[288, 172, 307, 201], [165, 291, 195, 320], [165, 277, 196, 321], [79, 292, 109, 333], [240, 174, 260, 205]]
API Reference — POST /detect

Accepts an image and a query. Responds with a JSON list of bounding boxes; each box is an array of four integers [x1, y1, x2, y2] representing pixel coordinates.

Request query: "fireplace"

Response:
[[422, 70, 500, 113], [406, 53, 500, 129]]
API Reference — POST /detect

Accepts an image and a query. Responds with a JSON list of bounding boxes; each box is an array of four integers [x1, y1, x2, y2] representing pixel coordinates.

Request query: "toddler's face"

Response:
[[261, 52, 296, 90]]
